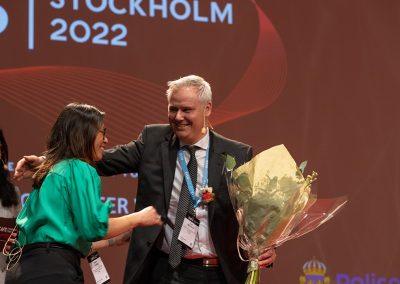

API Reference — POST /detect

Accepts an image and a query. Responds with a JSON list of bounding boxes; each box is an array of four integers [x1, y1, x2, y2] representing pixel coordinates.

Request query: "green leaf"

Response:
[[225, 154, 237, 171], [298, 160, 308, 174], [236, 173, 251, 190]]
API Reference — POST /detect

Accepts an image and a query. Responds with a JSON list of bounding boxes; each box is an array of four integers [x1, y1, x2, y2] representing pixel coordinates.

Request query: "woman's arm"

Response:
[[91, 231, 131, 251], [105, 206, 162, 239], [91, 206, 161, 251]]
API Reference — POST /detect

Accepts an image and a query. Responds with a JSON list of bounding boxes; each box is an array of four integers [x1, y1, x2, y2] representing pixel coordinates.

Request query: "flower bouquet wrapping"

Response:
[[225, 144, 347, 284]]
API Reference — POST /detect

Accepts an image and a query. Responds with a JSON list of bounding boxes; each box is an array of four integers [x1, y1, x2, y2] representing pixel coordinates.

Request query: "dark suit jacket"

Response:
[[98, 124, 252, 284]]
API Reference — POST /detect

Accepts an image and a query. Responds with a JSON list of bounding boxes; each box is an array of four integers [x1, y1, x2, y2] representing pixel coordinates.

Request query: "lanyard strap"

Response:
[[178, 145, 209, 208]]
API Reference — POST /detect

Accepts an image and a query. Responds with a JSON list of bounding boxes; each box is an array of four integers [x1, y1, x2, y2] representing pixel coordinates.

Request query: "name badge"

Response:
[[87, 251, 111, 284], [178, 213, 200, 249]]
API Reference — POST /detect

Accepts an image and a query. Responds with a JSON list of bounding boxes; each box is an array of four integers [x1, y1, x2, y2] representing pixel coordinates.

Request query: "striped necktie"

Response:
[[168, 145, 198, 268]]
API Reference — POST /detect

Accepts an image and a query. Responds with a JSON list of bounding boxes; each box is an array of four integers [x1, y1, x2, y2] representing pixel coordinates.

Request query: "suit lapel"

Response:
[[161, 135, 178, 214], [161, 131, 227, 222], [161, 133, 178, 214], [207, 132, 225, 222]]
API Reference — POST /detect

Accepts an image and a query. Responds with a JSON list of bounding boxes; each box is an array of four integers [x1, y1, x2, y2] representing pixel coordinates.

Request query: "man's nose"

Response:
[[175, 110, 185, 120]]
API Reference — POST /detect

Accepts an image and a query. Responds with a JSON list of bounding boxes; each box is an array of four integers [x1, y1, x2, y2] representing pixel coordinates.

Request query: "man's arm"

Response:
[[14, 141, 144, 179], [96, 131, 144, 176], [13, 155, 45, 181]]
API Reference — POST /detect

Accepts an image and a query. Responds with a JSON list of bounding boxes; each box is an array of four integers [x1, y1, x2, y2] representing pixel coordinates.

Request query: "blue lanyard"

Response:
[[178, 145, 210, 208]]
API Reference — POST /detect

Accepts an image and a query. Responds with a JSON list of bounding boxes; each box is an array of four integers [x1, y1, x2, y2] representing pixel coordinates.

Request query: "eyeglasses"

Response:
[[98, 128, 107, 138]]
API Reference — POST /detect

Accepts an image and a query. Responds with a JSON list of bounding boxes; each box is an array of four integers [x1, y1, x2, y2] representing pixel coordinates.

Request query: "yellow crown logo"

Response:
[[299, 257, 330, 284], [303, 257, 327, 276]]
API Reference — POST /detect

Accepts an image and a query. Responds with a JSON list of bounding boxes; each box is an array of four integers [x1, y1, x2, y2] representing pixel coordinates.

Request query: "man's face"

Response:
[[168, 86, 212, 145]]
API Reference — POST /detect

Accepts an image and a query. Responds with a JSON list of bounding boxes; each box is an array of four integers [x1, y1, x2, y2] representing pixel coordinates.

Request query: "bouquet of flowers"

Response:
[[225, 144, 347, 284]]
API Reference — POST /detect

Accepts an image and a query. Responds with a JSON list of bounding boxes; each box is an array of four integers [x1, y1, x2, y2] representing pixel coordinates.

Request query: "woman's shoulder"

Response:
[[52, 159, 97, 176]]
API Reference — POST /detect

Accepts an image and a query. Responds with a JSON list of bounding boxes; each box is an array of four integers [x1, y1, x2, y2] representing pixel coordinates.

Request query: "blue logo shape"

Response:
[[0, 6, 9, 34]]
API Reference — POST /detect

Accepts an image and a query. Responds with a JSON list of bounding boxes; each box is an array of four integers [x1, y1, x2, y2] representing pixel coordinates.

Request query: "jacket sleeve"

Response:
[[96, 127, 146, 176]]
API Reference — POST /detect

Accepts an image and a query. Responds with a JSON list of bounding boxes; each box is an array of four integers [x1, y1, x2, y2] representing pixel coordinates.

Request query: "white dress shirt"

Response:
[[161, 131, 217, 258]]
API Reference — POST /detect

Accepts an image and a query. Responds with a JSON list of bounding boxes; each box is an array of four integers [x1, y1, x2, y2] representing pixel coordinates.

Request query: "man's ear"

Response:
[[204, 101, 212, 117]]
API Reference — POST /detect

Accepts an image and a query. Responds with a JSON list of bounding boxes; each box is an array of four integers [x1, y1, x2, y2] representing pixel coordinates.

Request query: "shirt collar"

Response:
[[180, 129, 209, 150]]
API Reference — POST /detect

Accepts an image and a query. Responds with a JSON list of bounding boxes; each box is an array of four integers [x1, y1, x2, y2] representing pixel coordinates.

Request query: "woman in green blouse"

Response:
[[5, 103, 162, 284]]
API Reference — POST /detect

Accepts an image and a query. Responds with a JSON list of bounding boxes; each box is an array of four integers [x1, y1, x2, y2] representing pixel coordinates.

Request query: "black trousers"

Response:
[[148, 250, 227, 284], [5, 243, 84, 284]]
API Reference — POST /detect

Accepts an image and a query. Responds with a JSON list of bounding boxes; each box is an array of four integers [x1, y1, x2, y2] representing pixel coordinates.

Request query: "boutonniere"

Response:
[[201, 187, 215, 204]]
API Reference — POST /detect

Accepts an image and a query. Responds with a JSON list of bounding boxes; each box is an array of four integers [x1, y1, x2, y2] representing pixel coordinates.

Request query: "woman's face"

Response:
[[93, 126, 108, 161]]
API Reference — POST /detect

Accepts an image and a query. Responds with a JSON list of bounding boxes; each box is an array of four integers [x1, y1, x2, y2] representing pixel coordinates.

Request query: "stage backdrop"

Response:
[[1, 1, 399, 283]]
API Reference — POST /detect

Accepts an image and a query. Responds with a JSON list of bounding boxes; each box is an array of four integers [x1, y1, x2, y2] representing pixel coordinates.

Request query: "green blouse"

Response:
[[17, 159, 112, 255]]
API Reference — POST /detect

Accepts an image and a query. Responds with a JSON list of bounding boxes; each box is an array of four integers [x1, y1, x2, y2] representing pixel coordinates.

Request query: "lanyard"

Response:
[[178, 145, 209, 208]]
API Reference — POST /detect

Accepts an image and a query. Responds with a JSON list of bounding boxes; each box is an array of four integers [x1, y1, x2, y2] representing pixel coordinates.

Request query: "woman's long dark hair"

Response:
[[33, 103, 105, 188], [0, 129, 19, 207]]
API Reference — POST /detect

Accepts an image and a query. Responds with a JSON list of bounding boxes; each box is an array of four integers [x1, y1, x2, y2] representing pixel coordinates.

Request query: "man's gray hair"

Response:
[[166, 75, 212, 104]]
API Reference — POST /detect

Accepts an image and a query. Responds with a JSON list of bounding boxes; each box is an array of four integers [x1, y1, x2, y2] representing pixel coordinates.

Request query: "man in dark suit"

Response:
[[14, 75, 276, 283], [95, 75, 276, 283]]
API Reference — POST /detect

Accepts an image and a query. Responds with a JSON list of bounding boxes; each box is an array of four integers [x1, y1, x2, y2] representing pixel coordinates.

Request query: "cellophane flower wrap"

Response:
[[225, 144, 347, 284]]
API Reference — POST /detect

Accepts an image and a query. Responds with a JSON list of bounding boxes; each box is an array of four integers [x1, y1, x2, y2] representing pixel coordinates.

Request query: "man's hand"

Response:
[[258, 247, 277, 269], [13, 155, 44, 181]]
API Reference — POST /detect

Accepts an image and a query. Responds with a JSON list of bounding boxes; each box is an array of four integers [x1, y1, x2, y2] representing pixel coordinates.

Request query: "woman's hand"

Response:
[[136, 206, 163, 227]]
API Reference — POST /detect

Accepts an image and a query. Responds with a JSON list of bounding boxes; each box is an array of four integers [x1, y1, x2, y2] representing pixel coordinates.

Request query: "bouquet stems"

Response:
[[245, 259, 260, 284], [245, 269, 260, 284]]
